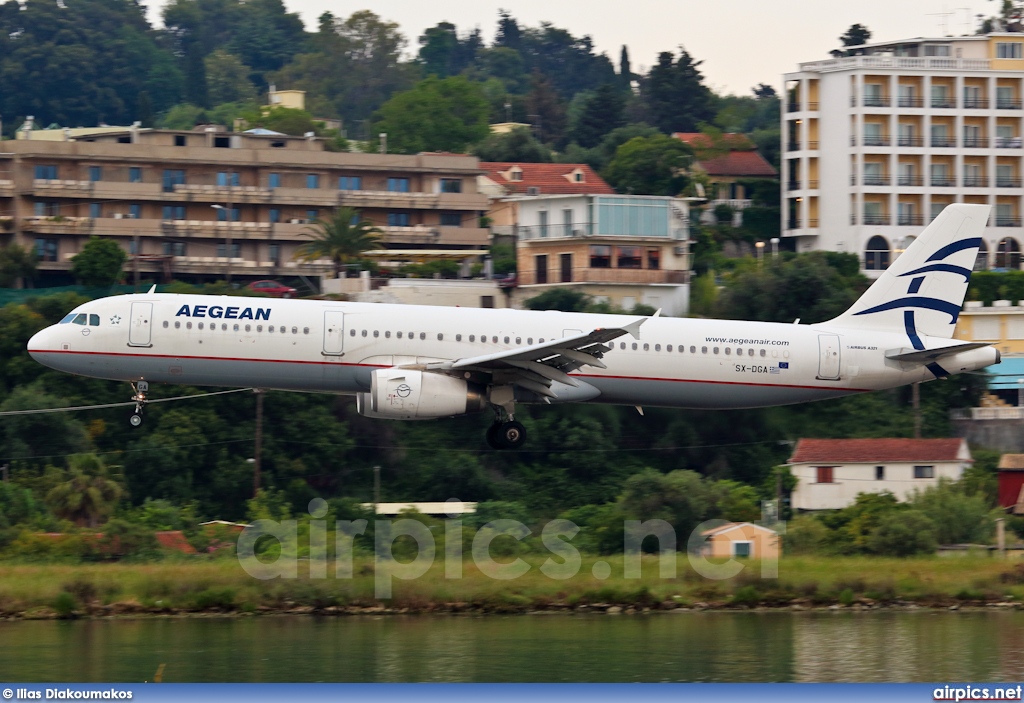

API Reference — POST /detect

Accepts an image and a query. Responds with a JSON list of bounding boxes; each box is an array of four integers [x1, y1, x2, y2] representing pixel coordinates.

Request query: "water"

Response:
[[0, 611, 1022, 683]]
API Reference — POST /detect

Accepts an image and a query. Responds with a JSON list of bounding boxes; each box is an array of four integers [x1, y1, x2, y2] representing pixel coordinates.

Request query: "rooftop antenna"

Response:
[[927, 5, 972, 36]]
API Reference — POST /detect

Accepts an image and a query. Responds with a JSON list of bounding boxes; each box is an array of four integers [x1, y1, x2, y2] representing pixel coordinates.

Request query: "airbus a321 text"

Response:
[[28, 204, 999, 449]]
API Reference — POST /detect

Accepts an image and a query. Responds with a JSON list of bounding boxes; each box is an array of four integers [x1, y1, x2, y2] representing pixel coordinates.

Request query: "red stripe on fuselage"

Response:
[[32, 349, 871, 393]]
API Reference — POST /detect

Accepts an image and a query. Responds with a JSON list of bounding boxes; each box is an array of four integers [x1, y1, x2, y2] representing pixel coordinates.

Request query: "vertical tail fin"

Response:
[[827, 203, 989, 340]]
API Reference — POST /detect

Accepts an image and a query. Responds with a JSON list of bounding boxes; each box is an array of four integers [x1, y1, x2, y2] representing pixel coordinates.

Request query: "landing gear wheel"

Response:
[[129, 412, 143, 427], [497, 420, 527, 450]]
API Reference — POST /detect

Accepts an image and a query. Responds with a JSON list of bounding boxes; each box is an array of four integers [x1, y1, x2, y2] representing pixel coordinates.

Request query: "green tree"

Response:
[[640, 49, 715, 134], [570, 83, 626, 148], [0, 0, 181, 127], [604, 134, 692, 196], [242, 106, 320, 136], [159, 103, 207, 130], [910, 480, 994, 545], [46, 454, 125, 528], [619, 45, 632, 91], [370, 75, 490, 154], [294, 207, 382, 278], [714, 252, 867, 324], [474, 127, 552, 162], [869, 509, 936, 556], [273, 10, 414, 125], [70, 237, 127, 288], [205, 50, 257, 105], [0, 244, 37, 289], [525, 71, 567, 145], [523, 288, 592, 312], [184, 43, 210, 108], [840, 24, 872, 48]]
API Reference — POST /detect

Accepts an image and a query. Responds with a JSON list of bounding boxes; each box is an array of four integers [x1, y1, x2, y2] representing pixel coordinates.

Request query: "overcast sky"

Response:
[[149, 0, 998, 95]]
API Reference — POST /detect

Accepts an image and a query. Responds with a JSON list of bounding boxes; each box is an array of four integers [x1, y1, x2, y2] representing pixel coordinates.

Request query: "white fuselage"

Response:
[[25, 293, 997, 410]]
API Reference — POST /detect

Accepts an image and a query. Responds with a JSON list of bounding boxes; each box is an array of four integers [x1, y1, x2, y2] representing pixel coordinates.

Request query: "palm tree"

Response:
[[0, 243, 38, 289], [46, 454, 125, 528], [294, 207, 383, 278]]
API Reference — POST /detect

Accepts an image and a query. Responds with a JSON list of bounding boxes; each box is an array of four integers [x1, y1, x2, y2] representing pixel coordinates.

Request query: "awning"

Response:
[[986, 355, 1024, 389]]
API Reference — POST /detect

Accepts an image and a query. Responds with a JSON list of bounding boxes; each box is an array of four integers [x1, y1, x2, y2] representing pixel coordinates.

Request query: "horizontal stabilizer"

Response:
[[885, 341, 990, 363]]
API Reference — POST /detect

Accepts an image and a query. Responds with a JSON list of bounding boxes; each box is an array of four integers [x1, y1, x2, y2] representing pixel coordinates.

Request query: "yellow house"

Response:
[[701, 522, 780, 560], [955, 301, 1024, 355]]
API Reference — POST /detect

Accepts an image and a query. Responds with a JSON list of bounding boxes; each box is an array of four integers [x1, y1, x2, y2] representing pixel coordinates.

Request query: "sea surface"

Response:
[[0, 611, 1022, 683]]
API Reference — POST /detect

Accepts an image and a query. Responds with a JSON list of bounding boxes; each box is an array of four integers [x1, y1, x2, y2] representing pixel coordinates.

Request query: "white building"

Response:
[[787, 437, 972, 510], [784, 33, 1024, 276], [511, 194, 694, 316]]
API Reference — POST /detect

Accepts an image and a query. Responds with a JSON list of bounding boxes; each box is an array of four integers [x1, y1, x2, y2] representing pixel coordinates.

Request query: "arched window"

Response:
[[865, 235, 890, 270], [996, 238, 1021, 270], [974, 239, 989, 271]]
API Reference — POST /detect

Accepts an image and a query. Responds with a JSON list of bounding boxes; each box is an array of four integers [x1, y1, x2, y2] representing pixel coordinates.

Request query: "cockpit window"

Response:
[[59, 313, 77, 324], [71, 314, 87, 325], [89, 314, 100, 326]]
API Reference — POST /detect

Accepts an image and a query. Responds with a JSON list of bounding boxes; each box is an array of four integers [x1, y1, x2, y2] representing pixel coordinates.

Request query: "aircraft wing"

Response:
[[885, 341, 991, 363], [427, 317, 647, 399]]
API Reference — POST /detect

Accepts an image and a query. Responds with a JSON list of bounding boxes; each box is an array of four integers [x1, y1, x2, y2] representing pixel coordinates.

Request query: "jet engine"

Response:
[[356, 368, 487, 420]]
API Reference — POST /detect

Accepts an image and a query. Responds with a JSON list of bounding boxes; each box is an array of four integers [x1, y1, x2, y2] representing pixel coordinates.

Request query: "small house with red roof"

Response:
[[673, 133, 778, 226], [787, 438, 972, 510], [478, 162, 615, 228]]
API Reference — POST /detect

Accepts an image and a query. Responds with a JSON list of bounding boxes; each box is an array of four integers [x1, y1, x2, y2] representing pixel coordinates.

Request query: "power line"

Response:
[[0, 387, 252, 416]]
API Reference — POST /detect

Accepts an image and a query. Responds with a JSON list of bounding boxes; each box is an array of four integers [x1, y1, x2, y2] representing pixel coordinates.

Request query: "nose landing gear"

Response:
[[129, 381, 148, 428]]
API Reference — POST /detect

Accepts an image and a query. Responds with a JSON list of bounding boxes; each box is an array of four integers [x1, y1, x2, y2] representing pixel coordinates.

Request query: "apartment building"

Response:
[[784, 33, 1024, 276], [511, 194, 693, 315], [0, 127, 489, 285]]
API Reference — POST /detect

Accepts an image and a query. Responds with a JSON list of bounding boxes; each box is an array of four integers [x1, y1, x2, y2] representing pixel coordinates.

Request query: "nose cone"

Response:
[[27, 327, 52, 363]]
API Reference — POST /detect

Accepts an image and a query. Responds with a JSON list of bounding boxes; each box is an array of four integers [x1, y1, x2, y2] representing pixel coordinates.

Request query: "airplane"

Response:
[[27, 203, 999, 449]]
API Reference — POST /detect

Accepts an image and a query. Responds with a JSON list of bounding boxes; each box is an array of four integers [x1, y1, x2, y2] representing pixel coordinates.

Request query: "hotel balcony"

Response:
[[519, 267, 690, 286]]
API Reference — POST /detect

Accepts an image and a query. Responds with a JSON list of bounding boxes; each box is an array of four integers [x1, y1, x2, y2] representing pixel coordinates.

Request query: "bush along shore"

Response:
[[2, 556, 1024, 620]]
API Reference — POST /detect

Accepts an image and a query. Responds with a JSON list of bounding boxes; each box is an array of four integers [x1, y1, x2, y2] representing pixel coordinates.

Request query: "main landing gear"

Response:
[[129, 381, 148, 428], [486, 406, 527, 450]]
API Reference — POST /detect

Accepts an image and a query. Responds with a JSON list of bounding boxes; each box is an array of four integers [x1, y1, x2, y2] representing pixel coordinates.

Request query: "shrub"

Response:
[[869, 510, 937, 557], [53, 591, 77, 619], [731, 585, 760, 606], [838, 588, 855, 606]]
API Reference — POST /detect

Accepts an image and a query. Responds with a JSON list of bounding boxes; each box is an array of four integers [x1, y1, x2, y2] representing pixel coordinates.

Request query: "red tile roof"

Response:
[[671, 132, 778, 178], [673, 132, 754, 150], [789, 438, 967, 464], [155, 530, 197, 554], [480, 162, 615, 195], [696, 150, 778, 178]]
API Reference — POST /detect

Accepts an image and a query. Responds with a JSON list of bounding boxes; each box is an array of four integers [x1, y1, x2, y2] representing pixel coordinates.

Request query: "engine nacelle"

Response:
[[356, 368, 486, 420]]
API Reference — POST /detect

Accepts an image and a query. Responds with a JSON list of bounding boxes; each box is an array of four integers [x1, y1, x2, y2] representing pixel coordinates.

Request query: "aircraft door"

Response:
[[323, 310, 345, 356], [128, 302, 153, 347], [817, 334, 841, 380], [562, 328, 583, 339]]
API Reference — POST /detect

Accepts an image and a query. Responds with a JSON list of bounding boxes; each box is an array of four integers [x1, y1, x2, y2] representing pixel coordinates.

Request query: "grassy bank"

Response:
[[1, 555, 1023, 618]]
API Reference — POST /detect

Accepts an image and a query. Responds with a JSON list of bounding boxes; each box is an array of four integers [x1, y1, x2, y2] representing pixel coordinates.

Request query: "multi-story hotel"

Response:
[[784, 33, 1024, 276], [0, 126, 489, 285]]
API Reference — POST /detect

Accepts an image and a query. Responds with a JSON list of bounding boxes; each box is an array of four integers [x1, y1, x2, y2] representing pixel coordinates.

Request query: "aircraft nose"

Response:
[[27, 327, 51, 359]]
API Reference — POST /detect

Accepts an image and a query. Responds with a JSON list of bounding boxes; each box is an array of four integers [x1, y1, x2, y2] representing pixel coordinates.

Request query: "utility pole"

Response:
[[253, 389, 264, 497], [373, 465, 381, 510], [132, 232, 140, 293], [912, 382, 922, 438]]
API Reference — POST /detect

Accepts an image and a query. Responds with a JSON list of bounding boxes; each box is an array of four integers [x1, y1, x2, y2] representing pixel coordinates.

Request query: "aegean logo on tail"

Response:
[[852, 237, 981, 324], [175, 304, 271, 320]]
